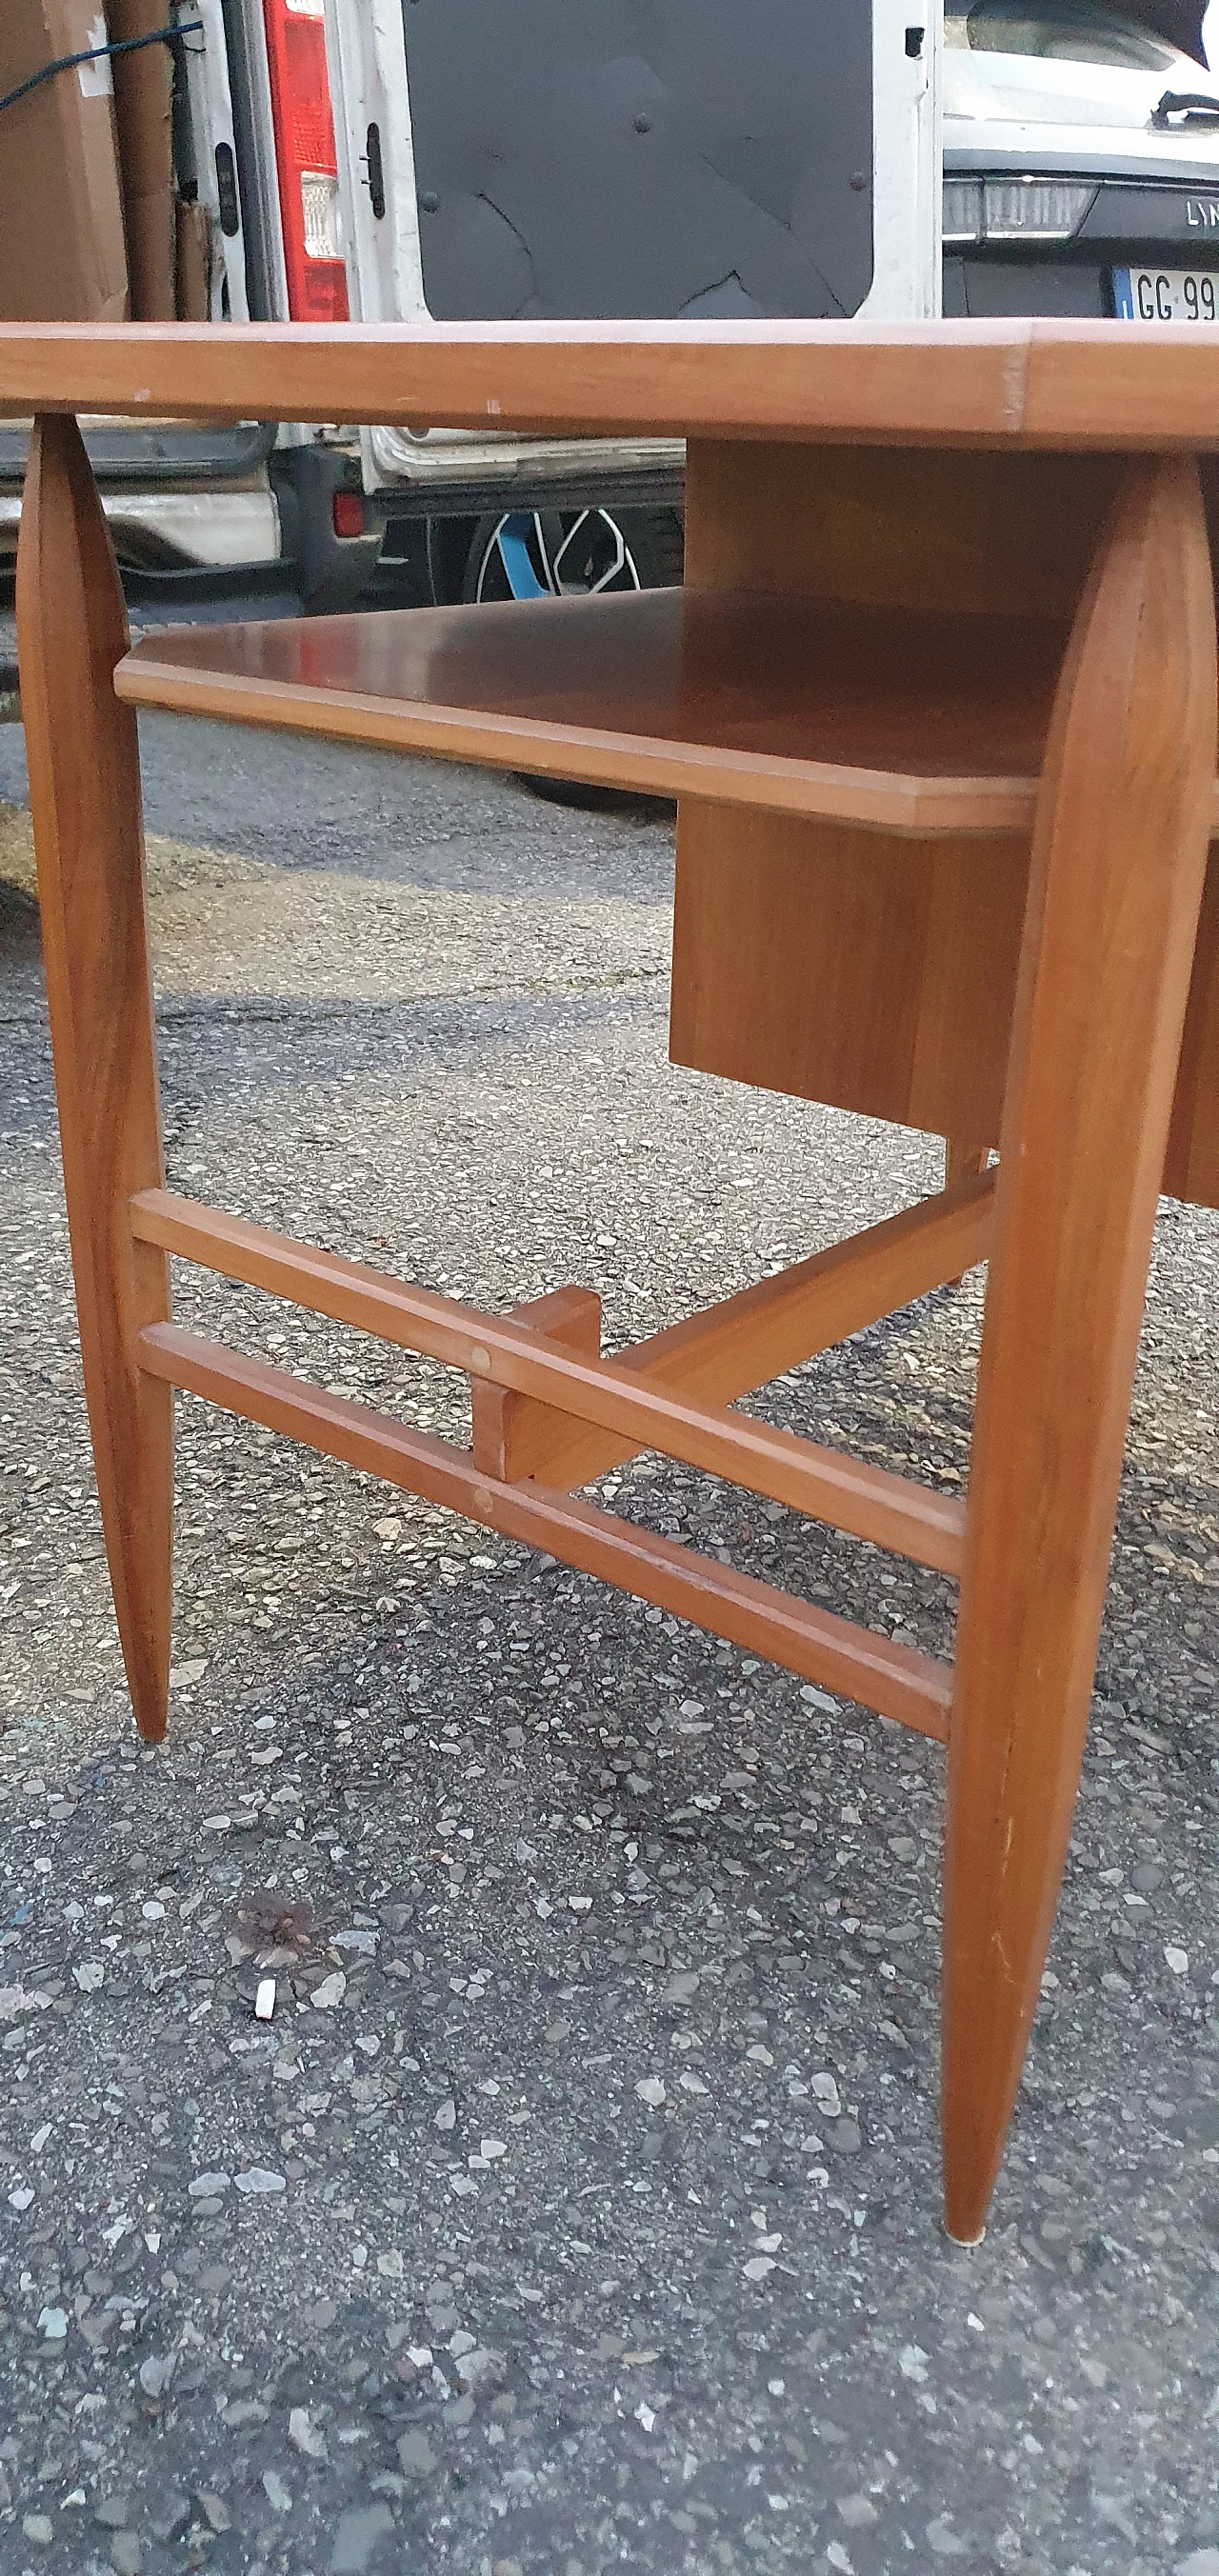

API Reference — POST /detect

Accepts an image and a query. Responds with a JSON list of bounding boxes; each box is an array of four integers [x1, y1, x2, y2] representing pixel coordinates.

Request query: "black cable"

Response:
[[0, 20, 203, 120]]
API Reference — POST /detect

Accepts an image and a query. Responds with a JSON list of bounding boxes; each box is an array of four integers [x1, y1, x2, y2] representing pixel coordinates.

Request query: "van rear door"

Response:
[[324, 0, 940, 513]]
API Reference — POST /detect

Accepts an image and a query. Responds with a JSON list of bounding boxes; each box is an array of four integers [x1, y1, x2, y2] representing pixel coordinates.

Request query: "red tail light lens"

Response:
[[331, 489, 365, 538], [262, 0, 350, 321]]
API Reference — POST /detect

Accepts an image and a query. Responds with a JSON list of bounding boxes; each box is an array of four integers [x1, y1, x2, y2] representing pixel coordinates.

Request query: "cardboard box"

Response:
[[0, 0, 130, 321], [109, 0, 176, 319], [175, 193, 210, 321]]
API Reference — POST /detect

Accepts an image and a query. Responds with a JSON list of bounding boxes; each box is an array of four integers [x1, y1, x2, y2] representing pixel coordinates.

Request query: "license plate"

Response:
[[1112, 265, 1219, 323]]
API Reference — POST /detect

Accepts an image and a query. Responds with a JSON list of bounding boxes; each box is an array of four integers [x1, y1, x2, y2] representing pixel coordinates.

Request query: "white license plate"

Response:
[[1113, 265, 1219, 323]]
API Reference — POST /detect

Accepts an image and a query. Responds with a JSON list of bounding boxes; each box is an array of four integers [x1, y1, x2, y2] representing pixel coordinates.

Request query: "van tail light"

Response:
[[261, 0, 350, 320], [331, 489, 365, 538]]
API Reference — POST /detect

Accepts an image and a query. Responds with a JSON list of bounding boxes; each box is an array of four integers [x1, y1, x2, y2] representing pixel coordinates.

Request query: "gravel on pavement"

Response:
[[1, 694, 1217, 2576]]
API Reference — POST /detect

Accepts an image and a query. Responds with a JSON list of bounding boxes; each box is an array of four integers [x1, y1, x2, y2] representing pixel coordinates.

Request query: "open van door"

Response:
[[322, 0, 941, 587], [328, 0, 939, 321]]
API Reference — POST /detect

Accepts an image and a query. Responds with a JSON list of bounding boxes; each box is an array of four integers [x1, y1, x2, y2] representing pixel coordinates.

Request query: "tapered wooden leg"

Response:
[[942, 458, 1216, 2243], [16, 416, 173, 1741]]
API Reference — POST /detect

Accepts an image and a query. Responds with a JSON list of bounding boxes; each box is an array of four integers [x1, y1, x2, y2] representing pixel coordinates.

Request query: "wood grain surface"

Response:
[[7, 318, 1219, 447], [941, 456, 1217, 2244], [129, 1188, 965, 1576], [15, 416, 173, 1741], [116, 586, 1072, 837], [18, 338, 1219, 2247], [470, 1285, 602, 1483], [672, 439, 1219, 1202], [137, 1321, 953, 1744], [485, 1173, 996, 1494]]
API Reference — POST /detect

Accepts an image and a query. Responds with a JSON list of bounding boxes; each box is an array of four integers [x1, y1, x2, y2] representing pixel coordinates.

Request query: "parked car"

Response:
[[943, 0, 1219, 319]]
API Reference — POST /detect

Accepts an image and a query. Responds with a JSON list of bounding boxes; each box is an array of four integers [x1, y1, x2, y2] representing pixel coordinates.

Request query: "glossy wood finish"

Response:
[[114, 448, 1219, 1197], [16, 324, 1219, 2247], [470, 1284, 602, 1482], [672, 810, 1030, 1134], [15, 416, 173, 1741], [116, 588, 1071, 836], [942, 457, 1217, 2244], [137, 1323, 953, 1744], [9, 317, 1219, 448], [128, 1188, 965, 1578], [484, 1172, 996, 1494], [671, 440, 1219, 1205], [683, 440, 1129, 615], [671, 803, 1219, 1205]]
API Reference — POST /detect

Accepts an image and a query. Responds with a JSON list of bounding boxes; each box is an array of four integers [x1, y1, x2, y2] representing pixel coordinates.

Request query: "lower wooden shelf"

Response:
[[116, 584, 1083, 837]]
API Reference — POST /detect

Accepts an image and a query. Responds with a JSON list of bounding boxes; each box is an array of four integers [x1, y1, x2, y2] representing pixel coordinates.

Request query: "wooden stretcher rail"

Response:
[[483, 1169, 997, 1490], [129, 1188, 966, 1575], [6, 319, 1219, 449], [136, 1320, 953, 1743], [22, 368, 1207, 2241]]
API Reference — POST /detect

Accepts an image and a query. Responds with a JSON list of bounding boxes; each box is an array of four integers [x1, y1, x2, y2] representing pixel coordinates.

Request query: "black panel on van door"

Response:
[[401, 0, 874, 322]]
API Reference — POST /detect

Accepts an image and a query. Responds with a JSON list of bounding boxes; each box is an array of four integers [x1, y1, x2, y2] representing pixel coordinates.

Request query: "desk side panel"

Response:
[[681, 438, 1127, 614], [673, 439, 1219, 1204], [669, 806, 1028, 1148]]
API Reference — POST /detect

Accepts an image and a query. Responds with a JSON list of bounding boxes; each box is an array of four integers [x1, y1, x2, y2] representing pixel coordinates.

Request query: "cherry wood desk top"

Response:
[[6, 317, 1219, 448]]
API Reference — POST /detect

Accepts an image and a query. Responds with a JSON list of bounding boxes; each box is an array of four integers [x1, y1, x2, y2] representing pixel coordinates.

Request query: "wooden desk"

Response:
[[7, 319, 1218, 2243]]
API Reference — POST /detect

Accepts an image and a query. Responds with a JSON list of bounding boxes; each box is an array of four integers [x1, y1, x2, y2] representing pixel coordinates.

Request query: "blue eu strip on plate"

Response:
[[1111, 264, 1219, 321]]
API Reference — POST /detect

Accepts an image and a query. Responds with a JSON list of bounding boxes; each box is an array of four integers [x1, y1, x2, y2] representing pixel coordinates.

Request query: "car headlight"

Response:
[[943, 175, 1097, 244]]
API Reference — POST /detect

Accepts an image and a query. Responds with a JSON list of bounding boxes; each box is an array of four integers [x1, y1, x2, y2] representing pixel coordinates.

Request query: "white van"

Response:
[[312, 0, 1219, 605], [6, 1, 1219, 609], [2, 0, 938, 610], [227, 0, 941, 609], [310, 0, 938, 603]]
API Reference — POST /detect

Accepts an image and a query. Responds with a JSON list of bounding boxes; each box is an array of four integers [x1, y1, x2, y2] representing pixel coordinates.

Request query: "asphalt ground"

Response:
[[0, 690, 1217, 2576]]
